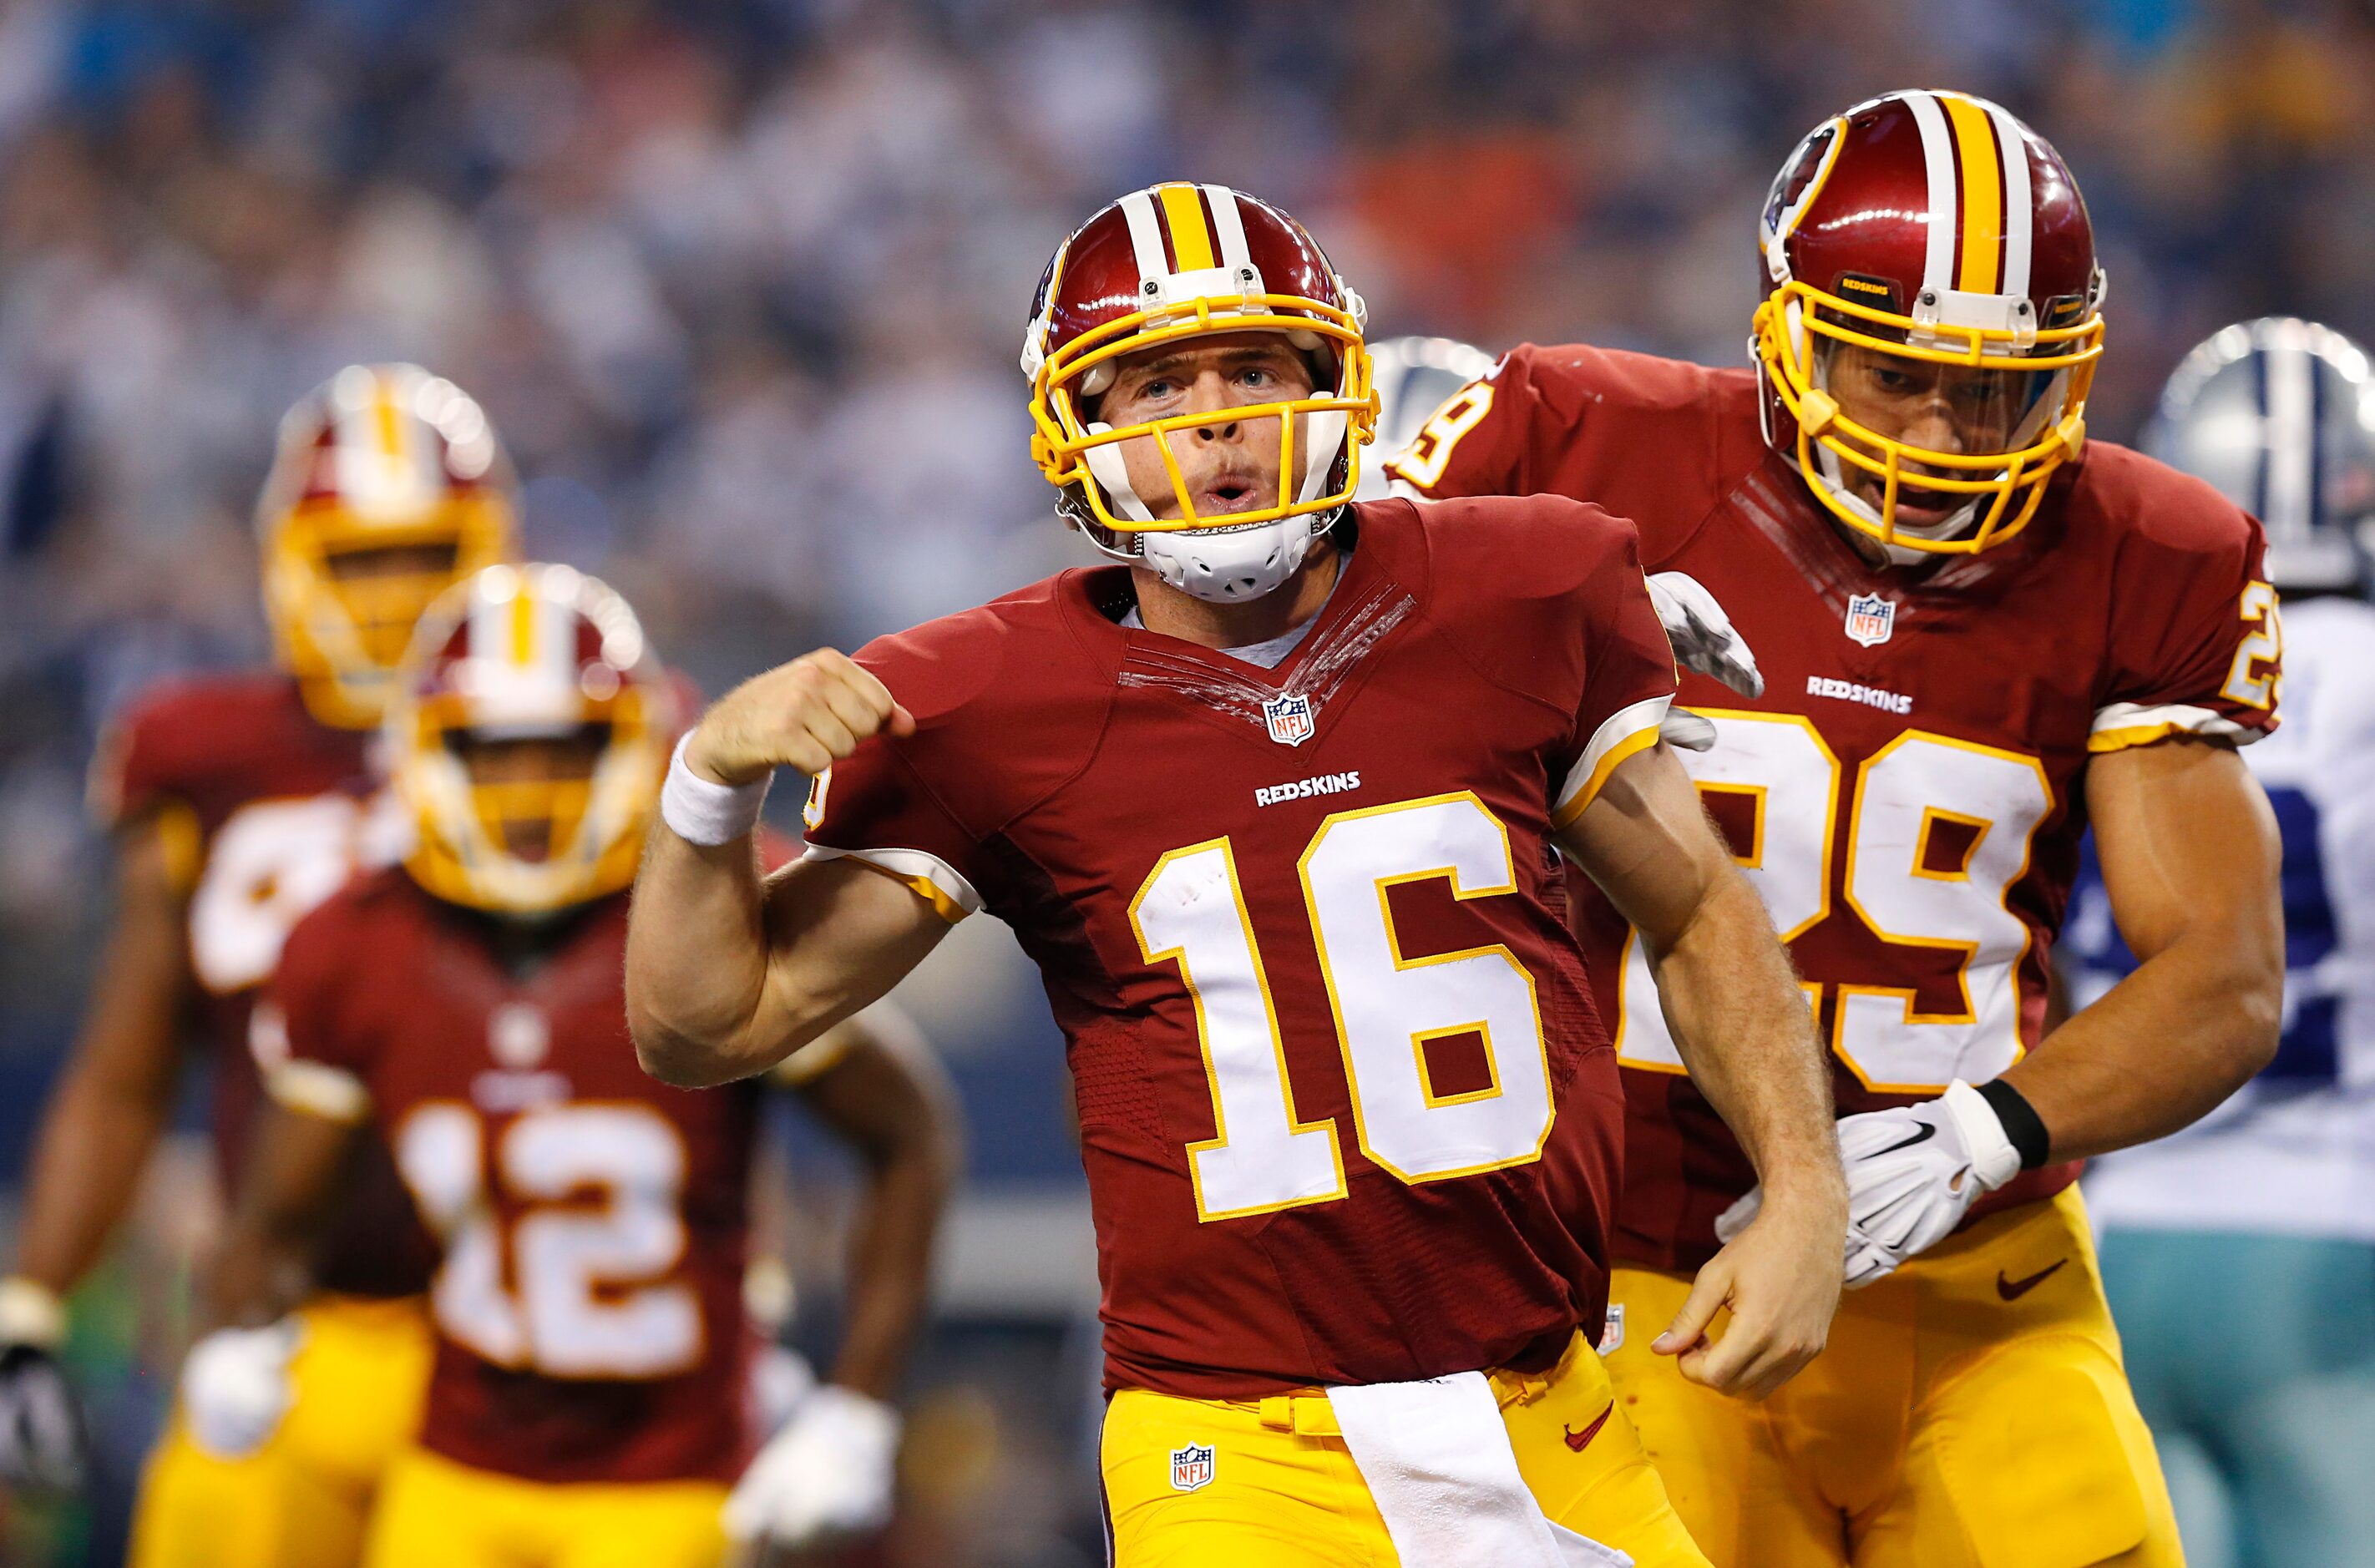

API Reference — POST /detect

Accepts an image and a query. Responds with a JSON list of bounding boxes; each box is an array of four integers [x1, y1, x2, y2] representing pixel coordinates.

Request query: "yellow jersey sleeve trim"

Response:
[[265, 1060, 372, 1124], [1553, 693, 1672, 827], [2086, 700, 2261, 755], [804, 843, 980, 923]]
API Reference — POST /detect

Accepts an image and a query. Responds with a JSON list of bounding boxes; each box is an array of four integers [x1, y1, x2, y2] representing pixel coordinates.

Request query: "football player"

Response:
[[0, 366, 512, 1566], [1391, 90, 2286, 1566], [2064, 318, 2375, 1568], [197, 563, 955, 1566], [626, 183, 1851, 1567]]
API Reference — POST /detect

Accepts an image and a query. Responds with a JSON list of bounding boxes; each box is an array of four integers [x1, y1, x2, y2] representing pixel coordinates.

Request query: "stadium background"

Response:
[[0, 0, 2367, 1561]]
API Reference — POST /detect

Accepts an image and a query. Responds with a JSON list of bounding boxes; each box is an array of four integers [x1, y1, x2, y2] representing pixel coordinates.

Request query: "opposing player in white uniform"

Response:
[[2064, 317, 2375, 1568]]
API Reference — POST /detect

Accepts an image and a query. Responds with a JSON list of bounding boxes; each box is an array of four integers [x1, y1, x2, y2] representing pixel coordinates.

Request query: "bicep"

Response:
[[2085, 737, 2280, 961], [1557, 742, 1731, 950], [754, 854, 956, 1042]]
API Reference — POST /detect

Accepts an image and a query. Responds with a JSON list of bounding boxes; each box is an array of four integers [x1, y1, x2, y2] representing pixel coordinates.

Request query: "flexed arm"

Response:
[[627, 652, 948, 1088]]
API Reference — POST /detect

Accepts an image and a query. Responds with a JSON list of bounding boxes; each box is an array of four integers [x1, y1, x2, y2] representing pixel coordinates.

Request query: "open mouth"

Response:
[[1853, 471, 1968, 530], [1199, 477, 1263, 514]]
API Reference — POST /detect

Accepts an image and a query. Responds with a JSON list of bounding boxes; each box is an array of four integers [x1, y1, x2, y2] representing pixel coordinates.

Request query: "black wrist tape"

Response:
[[1975, 1077, 2051, 1171]]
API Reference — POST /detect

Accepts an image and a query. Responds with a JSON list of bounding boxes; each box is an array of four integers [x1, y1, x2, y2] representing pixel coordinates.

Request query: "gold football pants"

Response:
[[360, 1448, 727, 1568], [130, 1293, 432, 1568], [1605, 1186, 2183, 1568], [1101, 1328, 1712, 1565]]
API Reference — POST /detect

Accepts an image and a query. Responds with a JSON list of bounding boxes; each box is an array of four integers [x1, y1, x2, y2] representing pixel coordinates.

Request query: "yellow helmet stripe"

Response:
[[372, 375, 408, 462], [1157, 183, 1216, 272], [1942, 94, 2003, 296], [509, 583, 537, 667]]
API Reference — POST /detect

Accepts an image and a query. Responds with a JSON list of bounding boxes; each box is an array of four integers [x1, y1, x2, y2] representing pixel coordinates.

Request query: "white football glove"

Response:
[[723, 1383, 900, 1550], [1715, 1080, 2021, 1288], [180, 1321, 301, 1459], [1647, 572, 1764, 699]]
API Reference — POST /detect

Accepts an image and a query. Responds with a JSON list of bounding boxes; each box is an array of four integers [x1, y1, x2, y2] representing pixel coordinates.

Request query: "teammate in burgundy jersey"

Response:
[[1397, 90, 2282, 1568], [0, 367, 510, 1566], [200, 565, 954, 1566], [629, 184, 1849, 1567]]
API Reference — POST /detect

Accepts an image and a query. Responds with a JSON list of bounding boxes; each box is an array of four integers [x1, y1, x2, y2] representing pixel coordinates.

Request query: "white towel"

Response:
[[1325, 1373, 1633, 1567]]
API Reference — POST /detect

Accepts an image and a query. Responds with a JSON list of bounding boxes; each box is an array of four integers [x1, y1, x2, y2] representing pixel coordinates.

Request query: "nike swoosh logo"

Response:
[[1996, 1259, 2067, 1301], [1876, 1122, 1937, 1156], [1563, 1404, 1614, 1453]]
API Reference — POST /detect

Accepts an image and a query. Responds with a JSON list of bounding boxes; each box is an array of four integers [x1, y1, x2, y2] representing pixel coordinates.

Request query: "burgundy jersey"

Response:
[[89, 671, 431, 1298], [1396, 343, 2281, 1272], [266, 875, 757, 1485], [803, 498, 1676, 1397]]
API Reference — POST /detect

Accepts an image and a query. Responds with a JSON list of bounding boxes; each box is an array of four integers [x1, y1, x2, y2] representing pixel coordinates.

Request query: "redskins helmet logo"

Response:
[[1760, 121, 1838, 278]]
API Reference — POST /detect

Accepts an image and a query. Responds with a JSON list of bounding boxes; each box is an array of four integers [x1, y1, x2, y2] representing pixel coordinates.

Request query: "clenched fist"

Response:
[[686, 650, 915, 787]]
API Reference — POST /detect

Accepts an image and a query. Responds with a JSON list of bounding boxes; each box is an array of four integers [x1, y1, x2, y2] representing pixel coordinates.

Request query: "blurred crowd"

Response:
[[0, 0, 2370, 1559]]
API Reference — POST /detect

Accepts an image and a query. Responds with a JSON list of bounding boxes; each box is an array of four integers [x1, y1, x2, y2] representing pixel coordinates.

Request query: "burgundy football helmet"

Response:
[[1022, 184, 1376, 602], [1754, 91, 2107, 556]]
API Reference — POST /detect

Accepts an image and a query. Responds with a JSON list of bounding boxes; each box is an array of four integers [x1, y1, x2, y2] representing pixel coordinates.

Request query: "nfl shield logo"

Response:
[[1601, 1302, 1626, 1353], [1262, 692, 1315, 746], [1170, 1442, 1215, 1493], [1844, 593, 1896, 648]]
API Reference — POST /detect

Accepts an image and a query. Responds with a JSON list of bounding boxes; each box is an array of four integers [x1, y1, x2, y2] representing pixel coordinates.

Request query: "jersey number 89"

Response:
[[1616, 713, 2051, 1093]]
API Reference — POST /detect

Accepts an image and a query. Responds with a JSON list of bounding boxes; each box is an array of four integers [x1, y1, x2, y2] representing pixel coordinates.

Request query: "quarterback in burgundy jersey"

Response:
[[1397, 90, 2283, 1568], [200, 565, 954, 1566], [0, 366, 510, 1566], [630, 184, 1853, 1568]]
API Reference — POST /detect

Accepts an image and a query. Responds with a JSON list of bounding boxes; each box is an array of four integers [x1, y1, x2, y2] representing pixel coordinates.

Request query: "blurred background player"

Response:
[[1395, 90, 2286, 1565], [0, 365, 513, 1566], [2061, 317, 2375, 1568], [1350, 336, 1498, 503], [199, 563, 956, 1567]]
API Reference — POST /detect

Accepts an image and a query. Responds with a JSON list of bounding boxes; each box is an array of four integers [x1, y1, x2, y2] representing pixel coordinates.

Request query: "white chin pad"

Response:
[[1142, 518, 1314, 603]]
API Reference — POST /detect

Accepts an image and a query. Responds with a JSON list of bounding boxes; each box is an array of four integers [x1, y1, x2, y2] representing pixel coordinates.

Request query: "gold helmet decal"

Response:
[[259, 365, 517, 726]]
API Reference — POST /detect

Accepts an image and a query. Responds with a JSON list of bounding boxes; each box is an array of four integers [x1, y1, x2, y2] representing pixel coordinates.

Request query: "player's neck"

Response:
[[1130, 544, 1342, 652]]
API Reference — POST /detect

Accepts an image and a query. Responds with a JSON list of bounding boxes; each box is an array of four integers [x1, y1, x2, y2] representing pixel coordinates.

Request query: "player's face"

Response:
[[322, 541, 461, 583], [1821, 342, 2054, 526], [1096, 332, 1319, 522], [452, 731, 605, 861]]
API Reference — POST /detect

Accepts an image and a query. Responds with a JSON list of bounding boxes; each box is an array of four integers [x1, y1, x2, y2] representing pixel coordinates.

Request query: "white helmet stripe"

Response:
[[1117, 189, 1169, 285], [2265, 321, 2317, 543], [1203, 185, 1253, 271], [1987, 101, 2033, 298], [1902, 90, 1959, 301]]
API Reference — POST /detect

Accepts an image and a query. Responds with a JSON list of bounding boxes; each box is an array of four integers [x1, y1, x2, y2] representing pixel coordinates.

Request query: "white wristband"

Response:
[[661, 734, 773, 847], [0, 1277, 66, 1349]]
